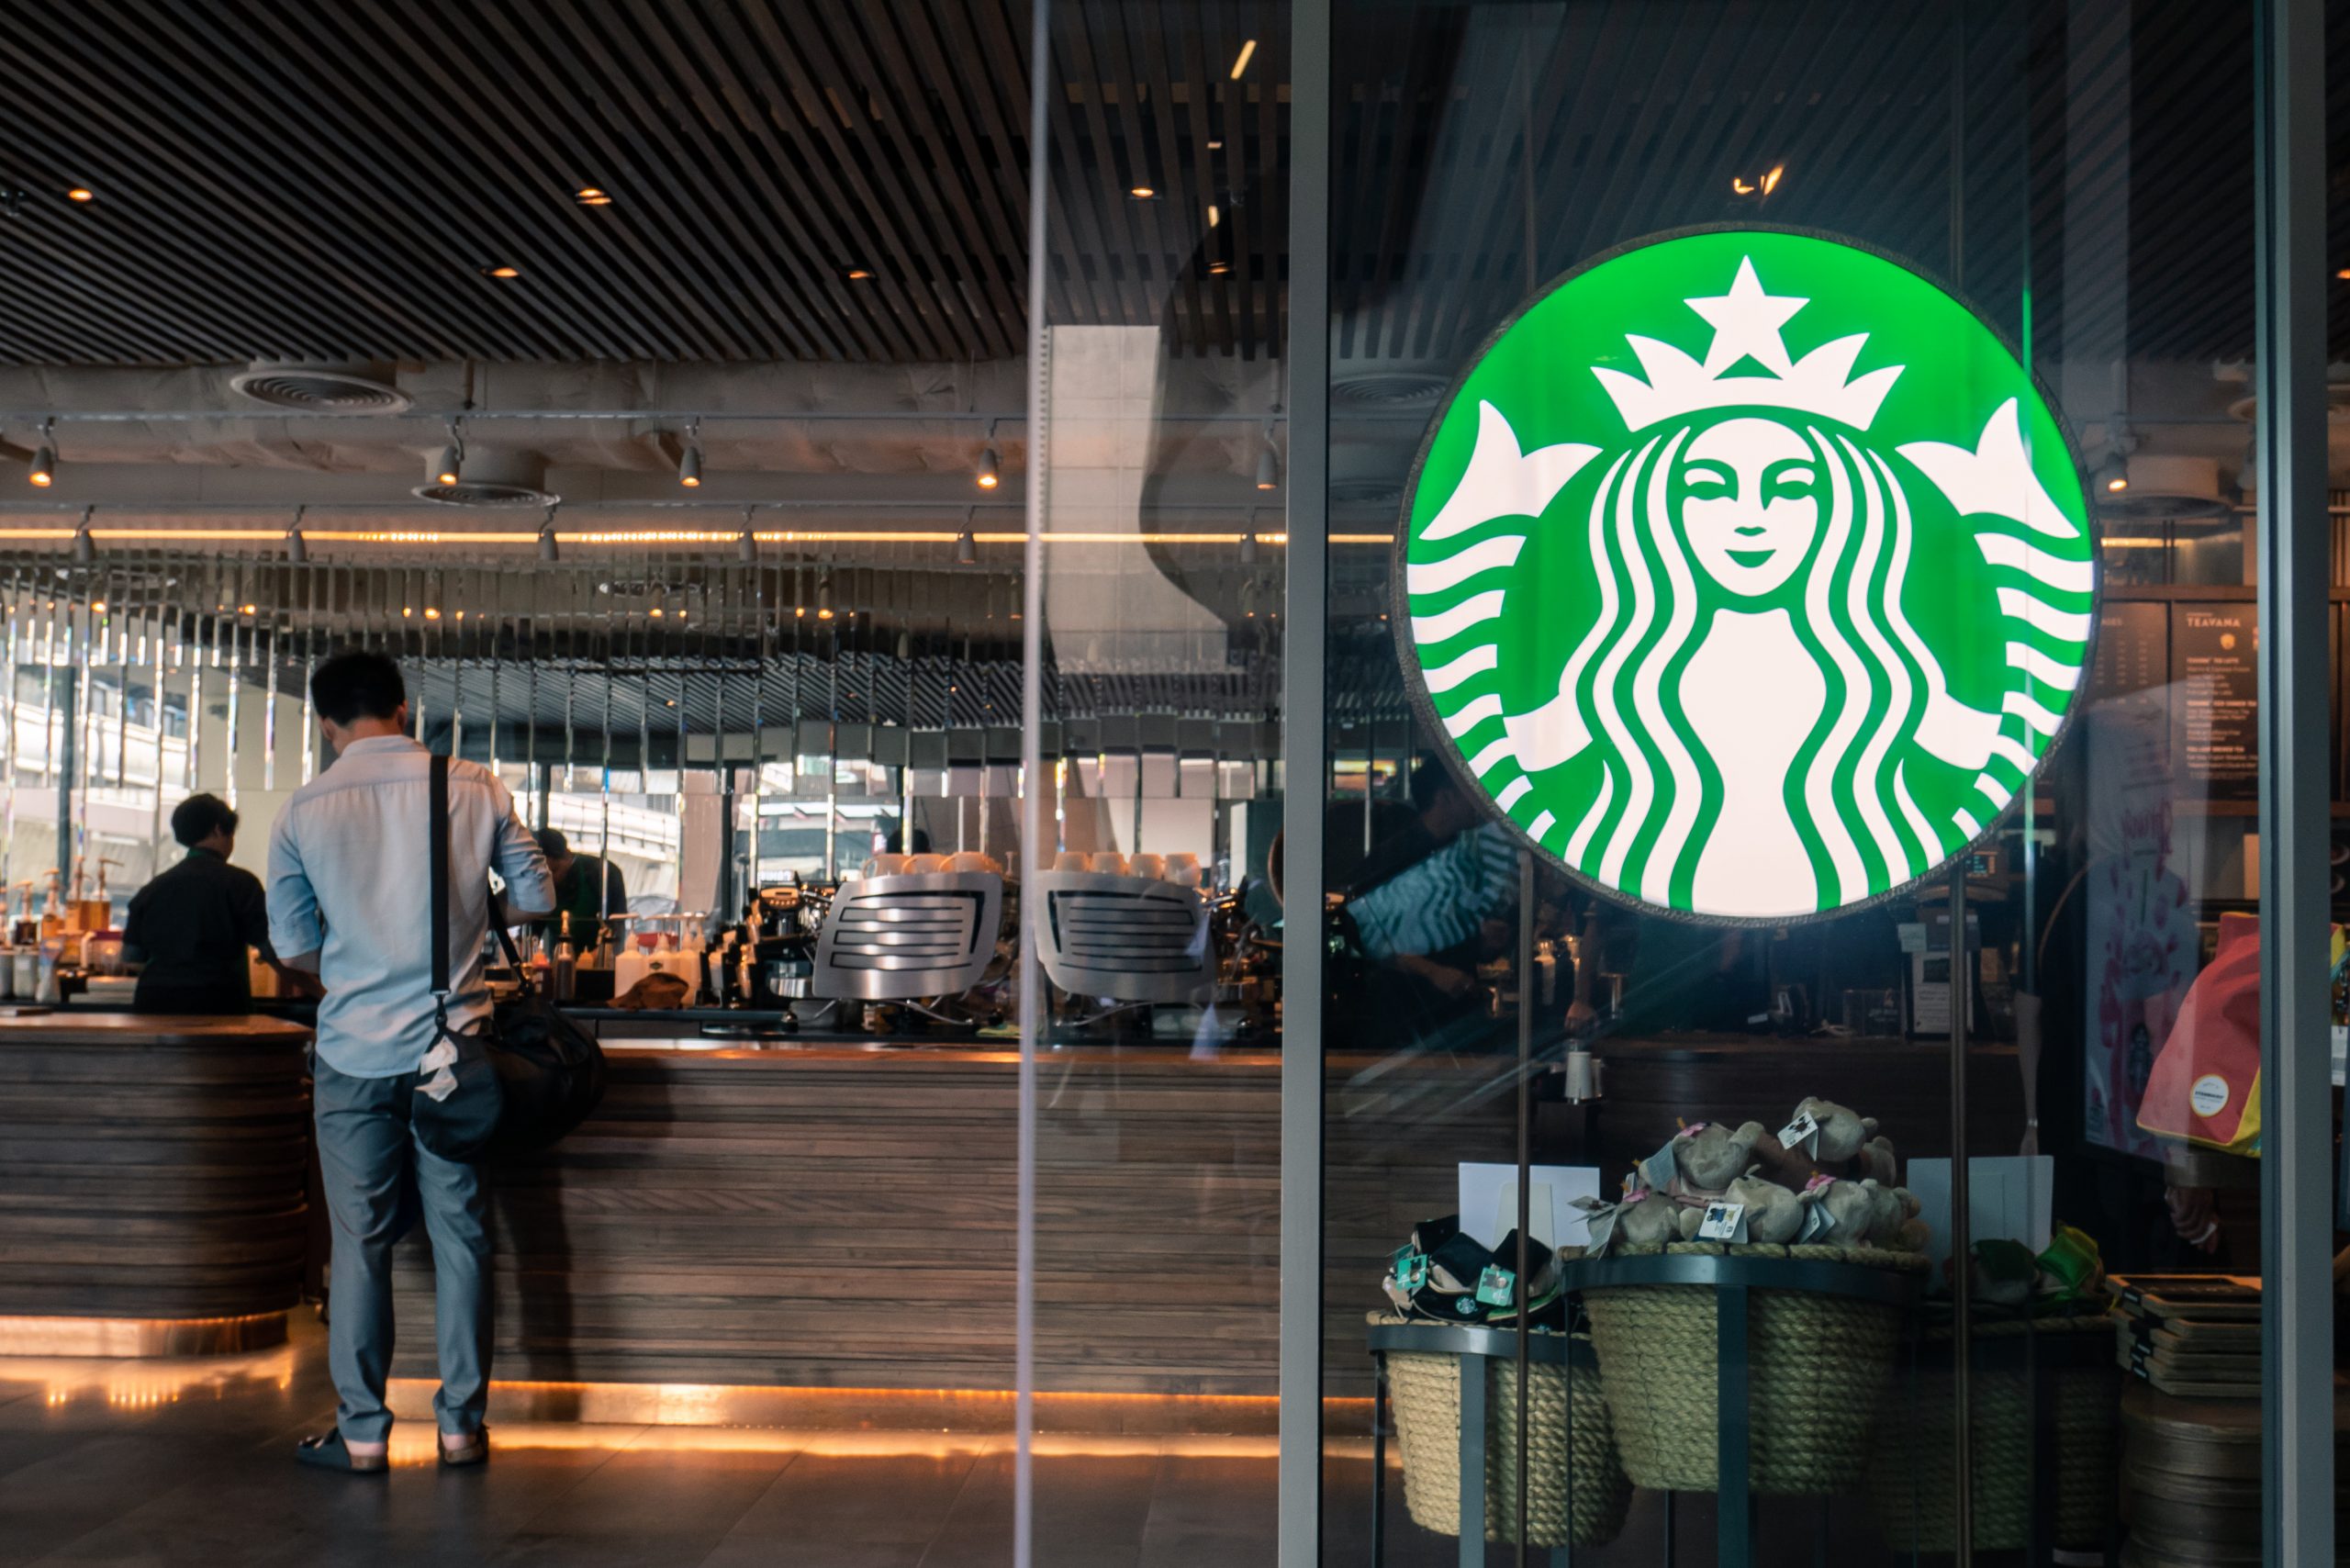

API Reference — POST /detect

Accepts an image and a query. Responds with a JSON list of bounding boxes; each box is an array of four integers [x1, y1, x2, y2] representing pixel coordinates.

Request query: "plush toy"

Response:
[[1617, 1190, 1682, 1249], [1965, 1238, 2041, 1307], [1805, 1176, 1877, 1240], [1854, 1179, 1909, 1248], [1794, 1097, 1880, 1164], [1857, 1134, 1898, 1187], [1673, 1120, 1766, 1192], [1674, 1170, 1805, 1244], [1889, 1188, 1930, 1252]]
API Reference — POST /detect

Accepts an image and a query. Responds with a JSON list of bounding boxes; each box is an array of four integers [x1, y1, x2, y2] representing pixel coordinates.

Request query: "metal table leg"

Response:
[[1372, 1360, 1387, 1568], [1718, 1282, 1751, 1568], [1460, 1351, 1487, 1568]]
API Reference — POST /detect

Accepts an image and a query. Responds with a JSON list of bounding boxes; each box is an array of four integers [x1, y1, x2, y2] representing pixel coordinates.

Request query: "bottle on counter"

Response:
[[552, 913, 577, 1003], [11, 945, 36, 1000]]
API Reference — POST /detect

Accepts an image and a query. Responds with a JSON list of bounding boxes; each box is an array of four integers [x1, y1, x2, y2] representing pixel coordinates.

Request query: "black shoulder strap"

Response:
[[430, 751, 450, 999]]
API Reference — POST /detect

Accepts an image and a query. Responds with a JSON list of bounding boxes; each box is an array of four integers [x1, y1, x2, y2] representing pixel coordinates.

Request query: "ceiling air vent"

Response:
[[411, 445, 558, 509], [229, 363, 411, 414], [1332, 372, 1449, 408]]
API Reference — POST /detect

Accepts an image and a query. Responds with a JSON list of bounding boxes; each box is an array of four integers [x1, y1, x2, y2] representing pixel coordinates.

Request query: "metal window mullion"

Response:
[[1281, 2, 1332, 1562], [2254, 0, 2332, 1563]]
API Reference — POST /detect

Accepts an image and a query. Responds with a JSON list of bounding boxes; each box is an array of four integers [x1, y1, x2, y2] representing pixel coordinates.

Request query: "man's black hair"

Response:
[[310, 649, 408, 726], [1408, 756, 1462, 814], [171, 792, 239, 849], [535, 828, 572, 859]]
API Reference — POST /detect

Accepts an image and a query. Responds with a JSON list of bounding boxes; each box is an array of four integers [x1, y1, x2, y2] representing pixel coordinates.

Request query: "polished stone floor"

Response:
[[0, 1316, 1292, 1568]]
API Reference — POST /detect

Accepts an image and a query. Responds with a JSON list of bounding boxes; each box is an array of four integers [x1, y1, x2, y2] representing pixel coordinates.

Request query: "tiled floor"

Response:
[[0, 1317, 1281, 1568]]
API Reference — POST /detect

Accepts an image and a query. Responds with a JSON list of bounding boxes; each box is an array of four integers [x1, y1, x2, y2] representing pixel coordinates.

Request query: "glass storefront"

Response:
[[0, 3, 2338, 1562]]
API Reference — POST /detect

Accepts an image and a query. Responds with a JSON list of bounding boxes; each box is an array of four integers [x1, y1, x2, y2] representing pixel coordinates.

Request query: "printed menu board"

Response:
[[2173, 603, 2258, 801]]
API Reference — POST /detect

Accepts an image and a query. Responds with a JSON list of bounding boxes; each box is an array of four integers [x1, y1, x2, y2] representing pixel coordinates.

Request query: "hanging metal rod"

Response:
[[0, 408, 1308, 426]]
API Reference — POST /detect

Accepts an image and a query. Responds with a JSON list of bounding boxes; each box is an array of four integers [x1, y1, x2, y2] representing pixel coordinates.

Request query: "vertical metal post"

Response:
[[1459, 1352, 1487, 1568], [1947, 863, 1971, 1568], [1717, 1283, 1751, 1568], [1515, 851, 1534, 1568], [1281, 2, 1331, 1564], [1016, 3, 1051, 1565], [2255, 2, 2333, 1564]]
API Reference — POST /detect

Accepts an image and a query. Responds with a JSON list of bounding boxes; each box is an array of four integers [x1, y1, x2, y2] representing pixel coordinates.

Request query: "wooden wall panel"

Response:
[[0, 1016, 311, 1319]]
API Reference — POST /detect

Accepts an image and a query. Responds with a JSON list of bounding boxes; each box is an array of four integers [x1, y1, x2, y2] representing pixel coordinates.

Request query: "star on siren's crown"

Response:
[[1591, 256, 1905, 433]]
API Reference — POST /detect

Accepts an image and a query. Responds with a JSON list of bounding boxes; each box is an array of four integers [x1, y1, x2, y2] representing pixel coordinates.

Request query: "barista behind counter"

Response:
[[122, 793, 308, 1014], [532, 828, 629, 948]]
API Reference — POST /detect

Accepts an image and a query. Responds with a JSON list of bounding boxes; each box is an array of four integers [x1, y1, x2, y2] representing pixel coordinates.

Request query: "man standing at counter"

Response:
[[121, 793, 282, 1014], [266, 650, 554, 1474]]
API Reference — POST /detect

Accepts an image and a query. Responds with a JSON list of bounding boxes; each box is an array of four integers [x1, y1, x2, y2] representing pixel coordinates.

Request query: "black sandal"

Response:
[[296, 1430, 387, 1473], [438, 1427, 489, 1469]]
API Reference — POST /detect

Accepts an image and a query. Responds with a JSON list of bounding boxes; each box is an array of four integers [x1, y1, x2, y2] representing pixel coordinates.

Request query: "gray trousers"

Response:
[[312, 1057, 492, 1443]]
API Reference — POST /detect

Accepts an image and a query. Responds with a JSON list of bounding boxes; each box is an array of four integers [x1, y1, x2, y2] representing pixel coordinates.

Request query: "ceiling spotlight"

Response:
[[739, 506, 757, 563], [537, 505, 561, 563], [431, 420, 463, 487], [977, 442, 1001, 490], [2097, 450, 2130, 493], [285, 507, 308, 564], [1254, 429, 1279, 493], [678, 420, 704, 488], [1208, 260, 1231, 275], [817, 575, 835, 620], [575, 186, 612, 207], [1130, 185, 1157, 200], [66, 187, 93, 204], [482, 264, 520, 279], [70, 509, 95, 566], [1207, 140, 1224, 151], [955, 514, 979, 566], [845, 266, 874, 281], [28, 420, 56, 487], [1239, 527, 1260, 566]]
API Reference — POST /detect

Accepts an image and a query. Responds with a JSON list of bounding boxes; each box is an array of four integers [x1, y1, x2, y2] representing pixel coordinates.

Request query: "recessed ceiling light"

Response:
[[1207, 140, 1224, 151], [65, 188, 93, 204], [483, 264, 520, 279], [1209, 261, 1231, 275], [1229, 39, 1258, 78], [2337, 268, 2350, 281], [1130, 185, 1156, 199], [575, 186, 612, 207], [845, 267, 873, 280]]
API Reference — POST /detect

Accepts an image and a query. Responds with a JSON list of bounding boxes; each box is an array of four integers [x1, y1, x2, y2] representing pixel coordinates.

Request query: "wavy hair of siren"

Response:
[[1539, 416, 1951, 913]]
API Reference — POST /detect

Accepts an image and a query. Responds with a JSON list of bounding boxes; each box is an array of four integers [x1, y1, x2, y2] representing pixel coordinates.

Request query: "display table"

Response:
[[0, 1012, 312, 1355]]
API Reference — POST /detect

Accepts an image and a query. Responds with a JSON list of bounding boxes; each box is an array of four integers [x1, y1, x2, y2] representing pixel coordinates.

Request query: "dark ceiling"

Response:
[[0, 1, 2340, 371]]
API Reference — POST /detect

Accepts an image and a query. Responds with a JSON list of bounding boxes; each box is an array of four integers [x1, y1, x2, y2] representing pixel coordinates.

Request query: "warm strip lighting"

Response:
[[575, 186, 612, 207], [0, 526, 1368, 548], [1229, 38, 1258, 77], [483, 264, 520, 279], [1208, 204, 1220, 227], [1129, 185, 1156, 199], [66, 187, 94, 203]]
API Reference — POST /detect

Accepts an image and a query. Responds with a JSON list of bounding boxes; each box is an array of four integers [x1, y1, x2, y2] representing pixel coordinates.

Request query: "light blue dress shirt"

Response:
[[266, 735, 554, 1080]]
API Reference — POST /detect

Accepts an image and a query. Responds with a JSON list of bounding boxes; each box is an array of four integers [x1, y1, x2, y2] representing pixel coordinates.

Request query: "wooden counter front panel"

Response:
[[0, 1018, 311, 1319], [389, 1048, 1512, 1398]]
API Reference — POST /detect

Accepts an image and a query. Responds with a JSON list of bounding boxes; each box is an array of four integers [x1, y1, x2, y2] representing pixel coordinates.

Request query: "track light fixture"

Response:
[[432, 420, 464, 487], [70, 507, 95, 566], [1239, 510, 1260, 566], [738, 506, 757, 563], [537, 503, 560, 563], [955, 509, 978, 566], [28, 420, 55, 487], [679, 419, 703, 488], [817, 573, 835, 620], [1254, 421, 1279, 492], [976, 422, 1001, 490], [2096, 449, 2130, 494], [285, 506, 308, 564]]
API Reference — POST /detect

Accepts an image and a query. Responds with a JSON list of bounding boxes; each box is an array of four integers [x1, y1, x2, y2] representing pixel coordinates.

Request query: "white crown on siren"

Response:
[[1590, 255, 1906, 433]]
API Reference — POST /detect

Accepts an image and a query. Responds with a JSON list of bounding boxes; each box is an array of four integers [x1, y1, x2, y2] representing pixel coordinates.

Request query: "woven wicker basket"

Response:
[[1578, 1240, 1927, 1496], [1867, 1313, 2120, 1551], [1374, 1315, 1631, 1548]]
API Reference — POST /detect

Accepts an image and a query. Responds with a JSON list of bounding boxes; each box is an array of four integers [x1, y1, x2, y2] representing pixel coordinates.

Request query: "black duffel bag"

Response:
[[412, 752, 606, 1163]]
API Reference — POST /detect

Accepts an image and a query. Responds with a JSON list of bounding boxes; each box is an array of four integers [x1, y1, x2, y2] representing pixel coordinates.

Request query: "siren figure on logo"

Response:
[[1404, 238, 2095, 920]]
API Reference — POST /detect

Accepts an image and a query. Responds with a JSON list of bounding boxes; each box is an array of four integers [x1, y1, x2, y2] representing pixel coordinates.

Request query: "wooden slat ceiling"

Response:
[[0, 1, 2340, 372]]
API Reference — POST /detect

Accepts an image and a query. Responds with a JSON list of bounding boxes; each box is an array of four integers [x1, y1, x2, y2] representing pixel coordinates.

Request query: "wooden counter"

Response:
[[0, 1012, 312, 1354], [389, 1043, 1519, 1401]]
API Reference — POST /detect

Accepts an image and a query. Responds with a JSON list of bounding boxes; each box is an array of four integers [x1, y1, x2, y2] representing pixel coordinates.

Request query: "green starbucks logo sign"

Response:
[[1400, 229, 2097, 921]]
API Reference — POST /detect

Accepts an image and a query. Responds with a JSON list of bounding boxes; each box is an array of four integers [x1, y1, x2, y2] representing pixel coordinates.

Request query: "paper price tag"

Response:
[[1474, 1264, 1517, 1306], [1796, 1204, 1837, 1244], [1778, 1109, 1820, 1158], [1389, 1247, 1427, 1291], [1639, 1136, 1681, 1194], [1696, 1202, 1747, 1243]]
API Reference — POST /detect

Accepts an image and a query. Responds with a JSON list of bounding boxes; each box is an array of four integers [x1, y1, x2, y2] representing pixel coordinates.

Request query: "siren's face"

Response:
[[1673, 418, 1822, 598]]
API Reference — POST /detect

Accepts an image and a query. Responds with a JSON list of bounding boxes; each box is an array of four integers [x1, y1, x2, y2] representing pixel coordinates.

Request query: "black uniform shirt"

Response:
[[121, 848, 274, 1014]]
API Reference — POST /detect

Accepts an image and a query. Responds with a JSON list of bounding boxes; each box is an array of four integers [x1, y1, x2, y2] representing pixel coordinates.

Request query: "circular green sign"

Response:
[[1398, 228, 2098, 923]]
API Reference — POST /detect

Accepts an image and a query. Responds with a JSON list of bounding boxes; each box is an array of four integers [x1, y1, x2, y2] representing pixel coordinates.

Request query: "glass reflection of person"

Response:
[[1505, 415, 2005, 919]]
